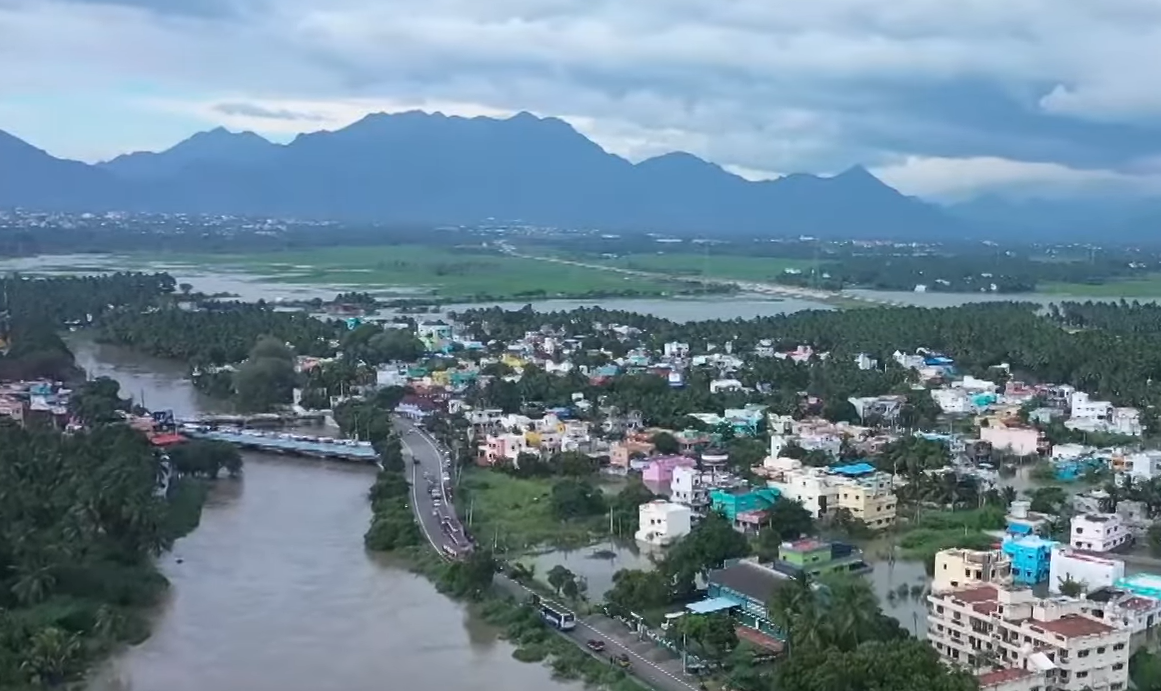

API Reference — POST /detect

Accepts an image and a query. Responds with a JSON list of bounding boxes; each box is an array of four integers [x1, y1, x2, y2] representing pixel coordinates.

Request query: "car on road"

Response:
[[433, 499, 442, 508], [613, 653, 630, 669], [585, 639, 605, 653]]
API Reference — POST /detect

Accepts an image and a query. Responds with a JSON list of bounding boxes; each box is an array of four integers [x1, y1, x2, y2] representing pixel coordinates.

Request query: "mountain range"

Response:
[[0, 111, 1155, 240]]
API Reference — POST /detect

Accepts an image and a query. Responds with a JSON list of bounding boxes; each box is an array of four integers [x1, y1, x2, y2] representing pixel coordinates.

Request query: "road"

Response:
[[396, 416, 699, 691], [494, 241, 900, 307]]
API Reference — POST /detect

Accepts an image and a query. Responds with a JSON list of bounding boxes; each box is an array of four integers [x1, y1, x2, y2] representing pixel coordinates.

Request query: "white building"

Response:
[[928, 584, 1131, 691], [663, 341, 690, 358], [1071, 514, 1131, 554], [980, 425, 1042, 457], [766, 464, 838, 519], [932, 389, 972, 414], [932, 548, 1013, 593], [854, 353, 878, 371], [670, 465, 710, 510], [1127, 451, 1161, 481], [635, 500, 692, 546], [1050, 548, 1126, 595], [709, 378, 744, 394], [1071, 392, 1114, 420]]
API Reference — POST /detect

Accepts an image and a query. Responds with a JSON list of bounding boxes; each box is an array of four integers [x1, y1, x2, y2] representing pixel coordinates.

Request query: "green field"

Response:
[[1038, 274, 1161, 297], [457, 468, 610, 551], [129, 245, 692, 300], [590, 252, 815, 283]]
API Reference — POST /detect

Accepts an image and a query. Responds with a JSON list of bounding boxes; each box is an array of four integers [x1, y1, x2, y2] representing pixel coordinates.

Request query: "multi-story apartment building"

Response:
[[765, 461, 897, 528], [832, 466, 896, 529], [927, 584, 1130, 691], [1071, 514, 1132, 554]]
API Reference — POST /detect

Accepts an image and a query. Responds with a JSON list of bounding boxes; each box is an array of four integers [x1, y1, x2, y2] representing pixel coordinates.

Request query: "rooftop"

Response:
[[948, 585, 1000, 604], [978, 668, 1033, 688], [1033, 615, 1116, 638], [709, 560, 787, 604]]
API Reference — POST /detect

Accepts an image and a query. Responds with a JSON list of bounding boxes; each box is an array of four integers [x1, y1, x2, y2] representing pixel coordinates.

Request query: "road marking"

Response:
[[397, 417, 694, 691]]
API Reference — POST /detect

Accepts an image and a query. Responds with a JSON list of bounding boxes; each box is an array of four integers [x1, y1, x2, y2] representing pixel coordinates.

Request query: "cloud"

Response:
[[5, 0, 1161, 197], [873, 156, 1161, 200], [212, 102, 325, 121]]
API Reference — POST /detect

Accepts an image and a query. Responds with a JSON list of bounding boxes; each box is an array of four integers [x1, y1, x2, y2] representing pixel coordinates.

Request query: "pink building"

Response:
[[642, 455, 697, 485]]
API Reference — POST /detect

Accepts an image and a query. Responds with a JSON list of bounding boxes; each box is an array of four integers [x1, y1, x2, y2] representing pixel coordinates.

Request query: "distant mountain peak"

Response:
[[835, 164, 877, 182]]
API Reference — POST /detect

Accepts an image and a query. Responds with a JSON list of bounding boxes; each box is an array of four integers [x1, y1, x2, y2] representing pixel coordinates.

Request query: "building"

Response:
[[1083, 587, 1161, 650], [1050, 548, 1126, 596], [927, 584, 1131, 691], [766, 465, 837, 519], [642, 455, 697, 485], [1006, 500, 1053, 537], [1002, 536, 1056, 585], [830, 463, 897, 529], [705, 559, 789, 638], [710, 487, 780, 527], [980, 424, 1043, 457], [1071, 514, 1131, 554], [1070, 392, 1113, 421], [1126, 451, 1161, 481], [977, 667, 1048, 691], [635, 500, 693, 546], [773, 539, 870, 578], [933, 548, 1013, 593], [670, 465, 710, 511]]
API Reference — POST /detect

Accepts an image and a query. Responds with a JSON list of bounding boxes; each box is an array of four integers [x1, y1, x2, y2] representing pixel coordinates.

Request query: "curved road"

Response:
[[395, 416, 699, 691]]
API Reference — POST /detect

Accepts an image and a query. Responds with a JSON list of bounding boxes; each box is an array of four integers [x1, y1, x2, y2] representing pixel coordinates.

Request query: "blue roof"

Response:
[[830, 462, 876, 476], [686, 597, 739, 614]]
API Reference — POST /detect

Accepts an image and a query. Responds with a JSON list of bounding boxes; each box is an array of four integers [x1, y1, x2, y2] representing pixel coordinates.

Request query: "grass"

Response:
[[588, 252, 816, 284], [457, 467, 609, 552], [1038, 274, 1161, 297], [121, 245, 693, 300], [895, 507, 1006, 566]]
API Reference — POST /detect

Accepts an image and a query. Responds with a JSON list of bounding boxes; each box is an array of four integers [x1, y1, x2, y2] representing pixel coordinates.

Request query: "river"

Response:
[[75, 339, 578, 691]]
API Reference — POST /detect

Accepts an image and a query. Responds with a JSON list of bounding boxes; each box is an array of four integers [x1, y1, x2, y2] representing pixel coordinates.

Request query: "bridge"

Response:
[[180, 426, 378, 462], [177, 411, 326, 428]]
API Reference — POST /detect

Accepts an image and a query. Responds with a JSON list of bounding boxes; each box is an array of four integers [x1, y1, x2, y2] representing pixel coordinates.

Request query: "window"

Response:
[[1078, 650, 1090, 658], [1114, 643, 1126, 651], [1098, 646, 1106, 654], [1076, 671, 1088, 679], [1112, 683, 1124, 690], [1113, 663, 1124, 671]]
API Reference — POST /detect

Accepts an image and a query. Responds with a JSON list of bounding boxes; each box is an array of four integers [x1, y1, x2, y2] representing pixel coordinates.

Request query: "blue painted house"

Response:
[[1002, 535, 1056, 585]]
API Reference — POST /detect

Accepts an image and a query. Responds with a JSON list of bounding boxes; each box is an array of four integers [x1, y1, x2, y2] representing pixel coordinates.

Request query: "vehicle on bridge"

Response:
[[586, 639, 605, 653], [538, 599, 576, 631]]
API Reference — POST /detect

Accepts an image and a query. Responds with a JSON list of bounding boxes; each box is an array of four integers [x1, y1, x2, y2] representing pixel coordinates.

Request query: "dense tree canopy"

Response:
[[0, 421, 184, 689]]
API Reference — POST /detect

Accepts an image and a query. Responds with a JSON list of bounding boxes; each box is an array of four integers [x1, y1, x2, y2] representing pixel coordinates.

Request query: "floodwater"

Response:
[[2, 253, 1150, 322], [75, 339, 578, 691]]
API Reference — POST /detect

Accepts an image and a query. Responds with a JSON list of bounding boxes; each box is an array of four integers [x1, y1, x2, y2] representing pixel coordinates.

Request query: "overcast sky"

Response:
[[4, 0, 1161, 199]]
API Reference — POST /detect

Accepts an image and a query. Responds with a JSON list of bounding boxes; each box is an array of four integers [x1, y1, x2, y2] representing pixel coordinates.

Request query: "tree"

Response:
[[773, 638, 978, 691], [547, 565, 577, 596], [609, 481, 656, 536], [1058, 575, 1087, 598], [669, 613, 738, 663], [605, 568, 670, 616], [765, 498, 814, 542], [549, 479, 607, 520], [651, 431, 680, 455], [1131, 650, 1161, 691], [440, 549, 497, 600], [234, 336, 297, 411], [167, 439, 244, 479]]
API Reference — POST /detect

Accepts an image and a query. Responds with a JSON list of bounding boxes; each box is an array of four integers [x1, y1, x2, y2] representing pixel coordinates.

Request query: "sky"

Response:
[[4, 0, 1161, 200]]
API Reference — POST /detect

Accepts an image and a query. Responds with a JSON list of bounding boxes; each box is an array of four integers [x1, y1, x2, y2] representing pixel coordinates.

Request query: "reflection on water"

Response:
[[524, 540, 659, 599], [76, 340, 579, 691]]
